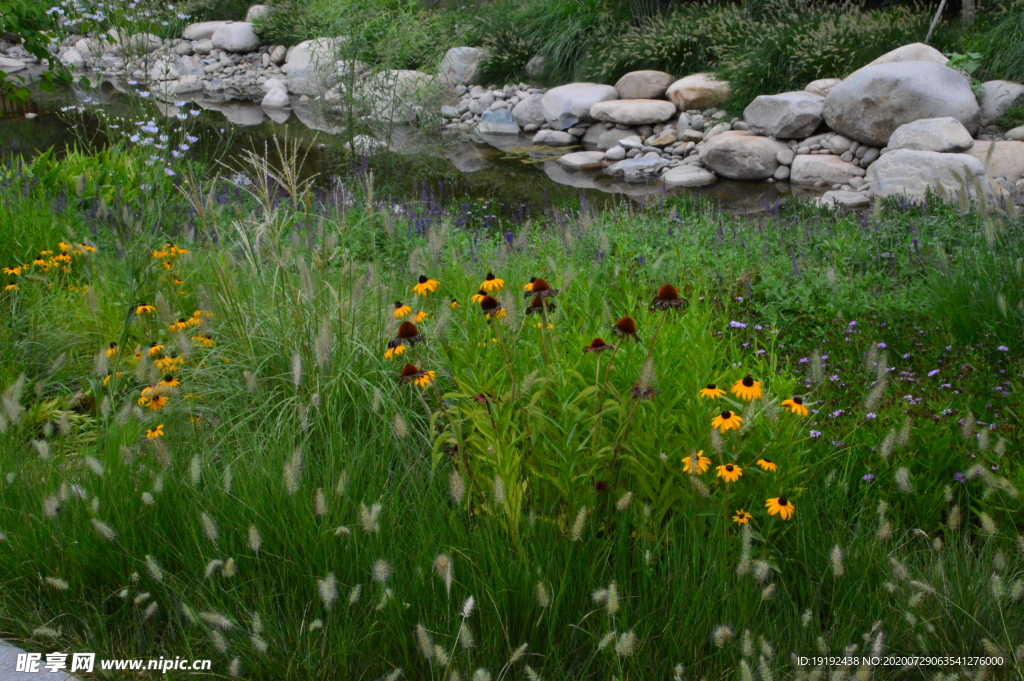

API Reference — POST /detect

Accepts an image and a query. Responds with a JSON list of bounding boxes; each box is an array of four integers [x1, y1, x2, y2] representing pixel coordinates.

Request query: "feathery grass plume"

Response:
[[349, 584, 363, 604], [830, 545, 845, 577], [673, 664, 684, 681], [739, 660, 754, 681], [243, 370, 257, 393], [760, 638, 773, 660], [801, 609, 813, 627], [200, 512, 219, 543], [335, 526, 351, 536], [570, 506, 588, 541], [91, 519, 117, 541], [449, 470, 465, 505], [990, 573, 1004, 602], [432, 645, 450, 667], [314, 488, 327, 517], [994, 550, 1007, 573], [1009, 579, 1024, 603], [45, 577, 69, 590], [315, 319, 333, 369], [229, 658, 242, 678], [319, 573, 338, 610], [459, 621, 476, 649], [284, 447, 305, 495], [994, 438, 1007, 458], [961, 412, 976, 440], [335, 471, 349, 496], [753, 560, 772, 583], [897, 417, 912, 447], [85, 456, 106, 476], [535, 582, 550, 608], [615, 631, 637, 656], [878, 429, 896, 460], [380, 670, 403, 681], [251, 635, 269, 653], [189, 456, 202, 486], [0, 531, 6, 542], [888, 557, 909, 581], [32, 626, 60, 638], [761, 584, 777, 600], [414, 624, 434, 658], [204, 560, 224, 579], [508, 643, 528, 664], [982, 639, 1004, 658], [143, 601, 159, 620], [979, 512, 998, 536], [32, 440, 50, 460], [615, 491, 634, 511], [392, 413, 408, 439], [141, 492, 155, 506], [712, 624, 733, 648], [492, 475, 506, 505], [360, 502, 382, 533], [471, 670, 491, 681], [145, 555, 164, 582], [373, 559, 391, 584], [291, 351, 303, 388], [598, 631, 616, 650], [309, 620, 323, 633], [809, 349, 824, 384], [741, 630, 753, 657], [894, 467, 913, 493], [211, 629, 228, 653], [248, 524, 263, 555], [977, 428, 991, 453], [863, 372, 888, 413], [688, 475, 711, 497], [523, 666, 540, 681], [434, 554, 454, 595], [200, 611, 235, 630], [932, 537, 943, 552], [759, 656, 775, 681]]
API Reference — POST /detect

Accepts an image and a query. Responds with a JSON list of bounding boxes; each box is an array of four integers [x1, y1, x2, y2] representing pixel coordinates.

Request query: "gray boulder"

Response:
[[532, 129, 576, 146], [823, 61, 981, 147], [246, 4, 272, 22], [887, 117, 974, 153], [540, 82, 618, 130], [976, 80, 1024, 123], [666, 74, 730, 110], [183, 21, 228, 41], [282, 37, 344, 95], [805, 78, 842, 97], [864, 43, 948, 68], [662, 165, 717, 187], [124, 33, 162, 54], [525, 54, 547, 80], [512, 93, 545, 128], [743, 91, 824, 139], [967, 140, 1024, 182], [261, 87, 289, 109], [557, 151, 607, 170], [477, 109, 520, 135], [614, 70, 674, 99], [589, 99, 677, 126], [698, 131, 789, 180], [211, 22, 260, 53], [440, 46, 488, 86], [790, 155, 864, 186], [604, 156, 670, 182], [866, 149, 996, 204], [362, 69, 433, 123], [0, 57, 26, 73], [582, 126, 637, 150]]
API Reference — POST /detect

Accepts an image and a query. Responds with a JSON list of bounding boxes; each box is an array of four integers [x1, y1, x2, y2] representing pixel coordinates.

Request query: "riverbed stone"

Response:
[[183, 21, 228, 41], [582, 125, 636, 150], [363, 69, 433, 122], [822, 61, 981, 147], [0, 57, 26, 73], [212, 22, 260, 52], [666, 74, 730, 110], [866, 149, 997, 204], [662, 165, 716, 187], [283, 37, 344, 95], [865, 42, 949, 68], [532, 129, 576, 146], [604, 145, 626, 161], [477, 109, 520, 135], [604, 156, 670, 182], [246, 4, 272, 22], [557, 151, 607, 170], [541, 82, 618, 130], [790, 155, 864, 186], [976, 80, 1024, 123], [698, 131, 789, 180], [589, 99, 677, 126], [1005, 126, 1024, 141], [125, 33, 162, 54], [805, 78, 842, 97], [887, 117, 974, 153], [440, 46, 487, 86], [614, 70, 674, 100], [512, 93, 545, 128], [743, 91, 824, 139], [261, 87, 289, 108], [815, 190, 872, 209], [193, 39, 214, 55], [967, 140, 1024, 182]]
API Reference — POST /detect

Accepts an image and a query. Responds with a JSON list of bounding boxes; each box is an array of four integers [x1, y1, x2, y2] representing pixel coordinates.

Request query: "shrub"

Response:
[[969, 0, 1024, 82]]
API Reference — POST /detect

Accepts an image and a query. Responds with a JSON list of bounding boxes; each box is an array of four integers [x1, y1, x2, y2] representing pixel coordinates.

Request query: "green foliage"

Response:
[[182, 0, 253, 21], [969, 0, 1024, 82], [0, 0, 71, 99], [994, 101, 1024, 130]]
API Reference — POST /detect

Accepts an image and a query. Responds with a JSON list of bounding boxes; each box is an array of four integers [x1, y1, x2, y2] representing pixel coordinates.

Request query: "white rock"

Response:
[[666, 74, 730, 110], [614, 70, 674, 100], [245, 4, 272, 22], [790, 155, 864, 186], [1005, 126, 1024, 142], [0, 57, 27, 73], [59, 47, 85, 69], [864, 42, 949, 68], [867, 149, 996, 204], [212, 22, 260, 53], [815, 190, 872, 209], [618, 135, 643, 149], [557, 151, 607, 170], [743, 91, 824, 139], [822, 61, 981, 147], [283, 37, 345, 95], [805, 78, 842, 97], [604, 145, 626, 161], [582, 126, 636, 150], [976, 80, 1024, 123], [193, 39, 214, 55], [540, 82, 618, 130], [662, 165, 716, 187], [604, 156, 670, 182], [887, 117, 974, 153], [698, 131, 789, 180], [477, 109, 519, 135], [967, 140, 1024, 182], [262, 77, 287, 93], [270, 45, 287, 64], [261, 87, 289, 108], [532, 129, 576, 146], [183, 21, 228, 41], [512, 93, 545, 128], [589, 99, 677, 126], [124, 33, 162, 53], [439, 46, 487, 86]]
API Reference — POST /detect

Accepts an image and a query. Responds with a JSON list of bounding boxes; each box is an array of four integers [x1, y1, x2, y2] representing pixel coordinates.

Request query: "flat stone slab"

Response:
[[589, 99, 677, 126], [556, 151, 606, 170], [0, 640, 77, 680], [662, 165, 717, 187], [815, 190, 872, 209], [0, 57, 26, 73]]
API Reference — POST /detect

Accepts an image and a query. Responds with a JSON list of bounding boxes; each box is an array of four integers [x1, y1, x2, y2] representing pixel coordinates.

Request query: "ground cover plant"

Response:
[[0, 124, 1023, 679]]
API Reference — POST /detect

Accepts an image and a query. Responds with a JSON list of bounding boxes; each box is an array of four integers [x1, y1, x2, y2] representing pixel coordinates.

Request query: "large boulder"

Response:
[[246, 5, 272, 22], [532, 129, 576, 146], [662, 165, 717, 187], [604, 156, 670, 182], [698, 131, 789, 180], [614, 70, 674, 100], [261, 87, 289, 109], [282, 37, 345, 95], [362, 69, 434, 123], [477, 109, 520, 135], [0, 57, 26, 73], [512, 93, 545, 128], [589, 99, 677, 126], [183, 21, 229, 41], [865, 42, 949, 68], [212, 22, 260, 52], [822, 61, 981, 147], [867, 149, 996, 204], [805, 78, 842, 97], [790, 155, 864, 186], [581, 125, 637, 150], [541, 83, 618, 130], [439, 47, 488, 86], [967, 141, 1024, 182], [743, 91, 824, 139], [976, 80, 1024, 123], [124, 33, 162, 54], [557, 151, 607, 170], [887, 117, 974, 153], [666, 74, 730, 110]]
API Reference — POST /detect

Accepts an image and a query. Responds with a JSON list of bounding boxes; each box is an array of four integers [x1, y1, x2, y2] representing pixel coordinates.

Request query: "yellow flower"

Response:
[[76, 243, 96, 253], [470, 290, 487, 304], [106, 343, 119, 357], [766, 497, 795, 520], [699, 384, 726, 399], [148, 343, 165, 358], [448, 299, 459, 309], [3, 284, 18, 292], [135, 303, 156, 315], [682, 451, 711, 475], [732, 510, 751, 525], [191, 334, 215, 348], [533, 322, 554, 329], [781, 397, 810, 417], [413, 310, 428, 323], [716, 463, 743, 483], [479, 272, 504, 293], [412, 275, 440, 296], [731, 376, 763, 401], [392, 301, 412, 319], [140, 394, 168, 411], [192, 309, 214, 320], [159, 374, 180, 388], [398, 363, 436, 388], [146, 425, 165, 439], [384, 344, 407, 359], [756, 458, 778, 472], [711, 410, 742, 433], [2, 266, 23, 276]]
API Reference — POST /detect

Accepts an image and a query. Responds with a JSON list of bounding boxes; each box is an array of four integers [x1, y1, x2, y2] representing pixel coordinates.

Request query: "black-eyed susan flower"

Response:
[[148, 343, 165, 358], [384, 344, 406, 360], [523, 277, 558, 298], [731, 376, 763, 401], [191, 334, 215, 348], [192, 309, 213, 320], [392, 301, 412, 319], [525, 296, 555, 314], [413, 310, 429, 323], [479, 295, 506, 319], [398, 363, 436, 387], [756, 458, 778, 472], [480, 272, 504, 293], [611, 316, 639, 342], [4, 283, 18, 292], [732, 509, 751, 525], [135, 303, 156, 315], [159, 374, 180, 388], [155, 354, 184, 372], [102, 371, 123, 386], [699, 384, 725, 399], [169, 317, 199, 332], [766, 496, 795, 520], [412, 275, 440, 297], [583, 338, 612, 353], [390, 321, 423, 348], [716, 463, 743, 483], [650, 284, 686, 310], [141, 394, 168, 411], [711, 410, 742, 433], [76, 243, 96, 254], [781, 396, 809, 417], [2, 266, 23, 276], [533, 322, 554, 330], [522, 277, 536, 291], [449, 299, 459, 309], [146, 424, 164, 439], [682, 451, 711, 475], [470, 290, 487, 304]]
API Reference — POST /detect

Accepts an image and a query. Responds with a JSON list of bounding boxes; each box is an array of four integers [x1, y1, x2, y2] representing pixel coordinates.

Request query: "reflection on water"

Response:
[[0, 82, 793, 215]]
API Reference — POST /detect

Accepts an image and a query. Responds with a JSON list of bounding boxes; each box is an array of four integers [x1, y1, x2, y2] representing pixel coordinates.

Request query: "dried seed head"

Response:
[[199, 611, 235, 630], [461, 595, 476, 619], [45, 577, 69, 590], [360, 502, 382, 533], [349, 584, 362, 604], [830, 545, 845, 578], [449, 470, 465, 505], [434, 554, 454, 595], [508, 643, 528, 664], [91, 518, 117, 541], [314, 488, 327, 517], [598, 631, 616, 650], [535, 582, 550, 608], [222, 465, 233, 494], [393, 413, 408, 439], [895, 467, 913, 494], [761, 584, 777, 600], [145, 555, 164, 582], [190, 456, 202, 486], [248, 524, 262, 554], [979, 512, 998, 536], [372, 559, 391, 584], [223, 558, 237, 578], [615, 631, 637, 657], [200, 512, 218, 543], [318, 573, 338, 610], [616, 491, 633, 510], [204, 560, 224, 579], [570, 506, 588, 541], [414, 624, 433, 659], [712, 624, 734, 648]]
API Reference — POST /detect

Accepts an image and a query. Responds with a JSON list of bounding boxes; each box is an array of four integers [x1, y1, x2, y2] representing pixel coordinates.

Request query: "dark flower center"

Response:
[[418, 275, 428, 283], [778, 497, 788, 506], [394, 301, 404, 308], [400, 364, 419, 377], [109, 342, 117, 348], [150, 343, 159, 348], [481, 297, 499, 310], [485, 272, 495, 280], [793, 396, 803, 404], [742, 376, 754, 387], [762, 459, 773, 464], [164, 375, 174, 382], [721, 410, 732, 419], [706, 383, 716, 390], [725, 465, 734, 472]]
